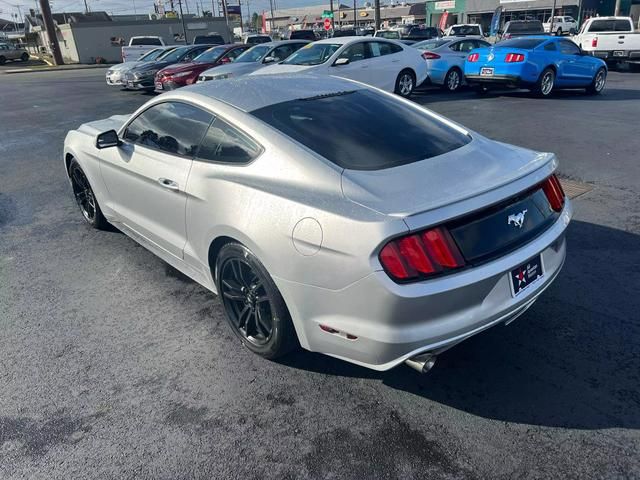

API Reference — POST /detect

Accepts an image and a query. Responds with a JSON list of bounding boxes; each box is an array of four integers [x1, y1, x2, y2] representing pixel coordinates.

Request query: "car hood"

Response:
[[77, 114, 130, 137], [341, 134, 555, 218], [252, 63, 316, 75], [202, 62, 263, 77]]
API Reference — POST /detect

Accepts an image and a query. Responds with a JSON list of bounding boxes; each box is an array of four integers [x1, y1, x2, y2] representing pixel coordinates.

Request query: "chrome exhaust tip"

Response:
[[405, 353, 437, 374]]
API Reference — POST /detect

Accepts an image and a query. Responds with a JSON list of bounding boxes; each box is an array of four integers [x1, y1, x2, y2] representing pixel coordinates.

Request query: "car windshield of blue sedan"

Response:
[[235, 45, 271, 62], [282, 44, 340, 65], [251, 89, 470, 170], [497, 38, 546, 49], [194, 46, 228, 62]]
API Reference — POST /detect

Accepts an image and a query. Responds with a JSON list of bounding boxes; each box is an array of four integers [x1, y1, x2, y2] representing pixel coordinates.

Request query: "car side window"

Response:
[[271, 44, 297, 61], [371, 41, 401, 56], [544, 42, 557, 51], [338, 42, 369, 63], [124, 102, 213, 157], [222, 48, 245, 62], [559, 40, 580, 55], [458, 41, 477, 52], [197, 118, 262, 164]]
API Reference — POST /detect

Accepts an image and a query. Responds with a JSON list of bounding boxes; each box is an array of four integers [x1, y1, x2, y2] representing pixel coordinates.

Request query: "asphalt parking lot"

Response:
[[1, 69, 639, 479]]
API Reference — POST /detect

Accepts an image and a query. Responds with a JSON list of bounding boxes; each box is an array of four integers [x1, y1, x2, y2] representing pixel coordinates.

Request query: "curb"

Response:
[[2, 64, 115, 74]]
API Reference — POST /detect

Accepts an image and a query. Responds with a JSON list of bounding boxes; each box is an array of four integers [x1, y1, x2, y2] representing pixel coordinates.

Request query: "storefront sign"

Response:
[[435, 1, 455, 10]]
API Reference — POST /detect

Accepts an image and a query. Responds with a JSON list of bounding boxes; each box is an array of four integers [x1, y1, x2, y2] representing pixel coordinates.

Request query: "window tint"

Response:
[[544, 41, 557, 51], [223, 47, 246, 61], [414, 39, 450, 50], [236, 45, 270, 62], [197, 118, 262, 164], [449, 25, 481, 36], [369, 41, 400, 57], [250, 90, 470, 171], [338, 42, 370, 62], [283, 43, 340, 65], [194, 46, 228, 62], [124, 102, 213, 157], [271, 44, 298, 61], [451, 40, 477, 52], [130, 37, 162, 46], [498, 38, 545, 49], [506, 21, 543, 33], [559, 40, 580, 55]]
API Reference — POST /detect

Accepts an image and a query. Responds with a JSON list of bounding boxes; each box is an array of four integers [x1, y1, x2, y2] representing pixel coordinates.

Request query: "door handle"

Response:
[[158, 178, 179, 191]]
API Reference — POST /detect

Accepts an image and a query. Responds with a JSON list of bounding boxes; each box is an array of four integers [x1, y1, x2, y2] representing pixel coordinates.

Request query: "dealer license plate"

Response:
[[509, 254, 544, 297], [480, 67, 494, 77]]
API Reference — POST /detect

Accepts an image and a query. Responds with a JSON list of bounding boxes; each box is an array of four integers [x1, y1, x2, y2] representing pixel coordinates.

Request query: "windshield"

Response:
[[139, 48, 164, 61], [282, 43, 340, 65], [251, 89, 470, 170], [194, 46, 228, 62], [157, 47, 189, 62], [449, 25, 481, 35], [414, 39, 450, 49], [236, 45, 271, 62], [375, 31, 400, 39]]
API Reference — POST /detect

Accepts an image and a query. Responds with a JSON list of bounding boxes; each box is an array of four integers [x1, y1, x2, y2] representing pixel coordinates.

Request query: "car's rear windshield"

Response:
[[506, 21, 543, 32], [250, 89, 470, 170], [588, 19, 632, 32], [414, 39, 450, 49], [450, 25, 481, 35], [497, 38, 545, 49], [130, 37, 162, 46], [375, 31, 400, 39]]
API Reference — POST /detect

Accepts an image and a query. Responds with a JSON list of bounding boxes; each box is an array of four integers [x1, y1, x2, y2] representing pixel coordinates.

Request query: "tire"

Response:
[[21, 52, 29, 61], [475, 84, 490, 95], [68, 159, 109, 230], [215, 242, 298, 360], [533, 67, 555, 97], [569, 28, 577, 35], [395, 69, 415, 97], [556, 27, 563, 36], [586, 67, 606, 95], [442, 68, 462, 92], [0, 56, 6, 65]]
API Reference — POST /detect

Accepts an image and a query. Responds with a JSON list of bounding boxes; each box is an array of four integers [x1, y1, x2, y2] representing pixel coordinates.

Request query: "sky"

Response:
[[0, 0, 339, 22]]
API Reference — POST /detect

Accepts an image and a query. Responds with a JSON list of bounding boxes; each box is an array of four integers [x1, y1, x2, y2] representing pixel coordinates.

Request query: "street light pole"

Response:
[[374, 0, 380, 30]]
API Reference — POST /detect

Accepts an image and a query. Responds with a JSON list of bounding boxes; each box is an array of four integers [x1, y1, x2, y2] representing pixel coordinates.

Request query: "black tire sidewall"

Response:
[[68, 159, 109, 229], [215, 243, 297, 359], [21, 53, 29, 61]]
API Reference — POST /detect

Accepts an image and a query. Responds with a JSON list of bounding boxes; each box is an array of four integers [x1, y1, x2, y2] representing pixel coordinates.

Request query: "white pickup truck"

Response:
[[121, 36, 166, 63], [572, 16, 640, 69]]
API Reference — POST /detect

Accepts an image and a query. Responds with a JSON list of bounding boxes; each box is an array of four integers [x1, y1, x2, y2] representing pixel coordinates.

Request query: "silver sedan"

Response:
[[414, 36, 490, 92], [63, 75, 571, 372]]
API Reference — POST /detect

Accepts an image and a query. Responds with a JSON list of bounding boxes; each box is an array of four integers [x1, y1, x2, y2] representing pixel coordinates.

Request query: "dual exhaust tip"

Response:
[[405, 352, 437, 374]]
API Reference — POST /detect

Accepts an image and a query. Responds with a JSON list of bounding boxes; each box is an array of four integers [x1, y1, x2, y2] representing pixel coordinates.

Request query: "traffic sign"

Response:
[[321, 10, 334, 18], [323, 18, 332, 30]]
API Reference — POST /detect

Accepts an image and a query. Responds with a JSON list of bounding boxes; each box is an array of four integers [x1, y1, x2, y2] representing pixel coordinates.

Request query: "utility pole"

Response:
[[83, 0, 88, 14], [353, 0, 356, 29], [374, 0, 380, 30], [549, 0, 557, 34], [178, 0, 189, 43], [38, 0, 63, 64], [184, 0, 190, 15], [329, 0, 333, 28], [614, 0, 622, 15], [221, 0, 229, 27]]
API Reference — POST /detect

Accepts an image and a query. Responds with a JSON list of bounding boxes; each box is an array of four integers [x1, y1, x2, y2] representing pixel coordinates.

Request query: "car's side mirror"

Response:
[[96, 129, 121, 149], [263, 56, 277, 64], [334, 57, 350, 66]]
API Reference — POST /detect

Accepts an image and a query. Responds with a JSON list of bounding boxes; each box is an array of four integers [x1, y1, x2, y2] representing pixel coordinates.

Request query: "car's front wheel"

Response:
[[21, 52, 29, 61], [68, 159, 109, 229], [443, 68, 462, 92], [556, 27, 563, 36], [586, 67, 606, 95], [395, 69, 415, 97], [215, 242, 298, 360]]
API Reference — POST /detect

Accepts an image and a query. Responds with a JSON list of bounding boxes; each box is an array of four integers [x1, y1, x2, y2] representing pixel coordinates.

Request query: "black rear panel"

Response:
[[449, 188, 558, 264]]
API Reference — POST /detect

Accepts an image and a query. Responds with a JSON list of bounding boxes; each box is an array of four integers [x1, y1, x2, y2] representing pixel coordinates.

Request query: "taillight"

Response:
[[421, 51, 441, 60], [541, 174, 565, 212], [379, 227, 464, 282], [591, 37, 598, 47], [505, 53, 525, 62], [467, 53, 479, 62]]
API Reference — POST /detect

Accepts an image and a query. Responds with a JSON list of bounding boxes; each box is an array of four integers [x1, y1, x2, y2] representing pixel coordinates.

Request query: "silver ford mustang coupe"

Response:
[[63, 75, 572, 373]]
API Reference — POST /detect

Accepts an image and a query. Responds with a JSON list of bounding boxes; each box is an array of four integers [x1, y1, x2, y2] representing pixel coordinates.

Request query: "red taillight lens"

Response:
[[379, 227, 464, 281], [467, 53, 479, 62], [421, 51, 441, 60], [505, 53, 525, 62], [541, 174, 565, 212], [591, 37, 598, 47]]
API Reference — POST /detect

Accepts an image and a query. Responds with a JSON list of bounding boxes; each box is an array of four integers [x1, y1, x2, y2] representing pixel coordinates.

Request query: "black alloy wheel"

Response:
[[68, 160, 108, 229], [216, 243, 297, 359]]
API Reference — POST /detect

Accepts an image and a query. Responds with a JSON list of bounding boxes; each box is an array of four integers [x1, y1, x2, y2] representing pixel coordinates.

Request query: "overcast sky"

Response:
[[0, 0, 337, 21]]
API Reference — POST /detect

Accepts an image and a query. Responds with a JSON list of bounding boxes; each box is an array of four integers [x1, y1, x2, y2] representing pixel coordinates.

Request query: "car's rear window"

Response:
[[588, 19, 632, 32], [250, 90, 470, 170], [130, 37, 162, 46], [497, 38, 545, 49], [506, 21, 543, 33]]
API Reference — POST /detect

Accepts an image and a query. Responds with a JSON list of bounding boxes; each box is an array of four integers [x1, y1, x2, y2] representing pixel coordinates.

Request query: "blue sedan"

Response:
[[464, 36, 607, 97]]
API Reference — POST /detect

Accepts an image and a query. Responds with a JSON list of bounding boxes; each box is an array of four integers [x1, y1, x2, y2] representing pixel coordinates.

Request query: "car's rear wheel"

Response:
[[443, 68, 462, 92], [586, 67, 606, 95], [534, 68, 555, 97], [395, 69, 415, 97], [216, 242, 298, 360], [21, 52, 29, 61], [68, 159, 109, 229]]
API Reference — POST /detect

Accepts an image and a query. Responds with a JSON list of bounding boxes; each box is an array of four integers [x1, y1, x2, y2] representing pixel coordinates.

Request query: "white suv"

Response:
[[543, 16, 578, 36]]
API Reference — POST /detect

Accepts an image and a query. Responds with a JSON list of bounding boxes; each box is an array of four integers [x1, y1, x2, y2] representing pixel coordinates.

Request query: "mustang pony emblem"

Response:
[[487, 52, 495, 62], [508, 209, 528, 228]]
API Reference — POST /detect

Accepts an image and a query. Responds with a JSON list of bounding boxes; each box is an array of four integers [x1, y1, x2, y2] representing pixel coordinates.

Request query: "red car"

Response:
[[154, 44, 250, 92]]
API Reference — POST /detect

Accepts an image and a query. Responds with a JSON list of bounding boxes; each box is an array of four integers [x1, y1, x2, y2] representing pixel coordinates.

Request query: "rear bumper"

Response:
[[276, 202, 572, 371], [591, 50, 640, 61], [465, 74, 525, 86]]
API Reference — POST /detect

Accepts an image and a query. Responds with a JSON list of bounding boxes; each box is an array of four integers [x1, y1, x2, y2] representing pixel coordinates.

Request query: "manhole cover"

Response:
[[559, 178, 593, 200]]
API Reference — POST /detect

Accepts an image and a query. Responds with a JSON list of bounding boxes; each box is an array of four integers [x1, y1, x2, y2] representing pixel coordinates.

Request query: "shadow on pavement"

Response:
[[281, 220, 640, 430]]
